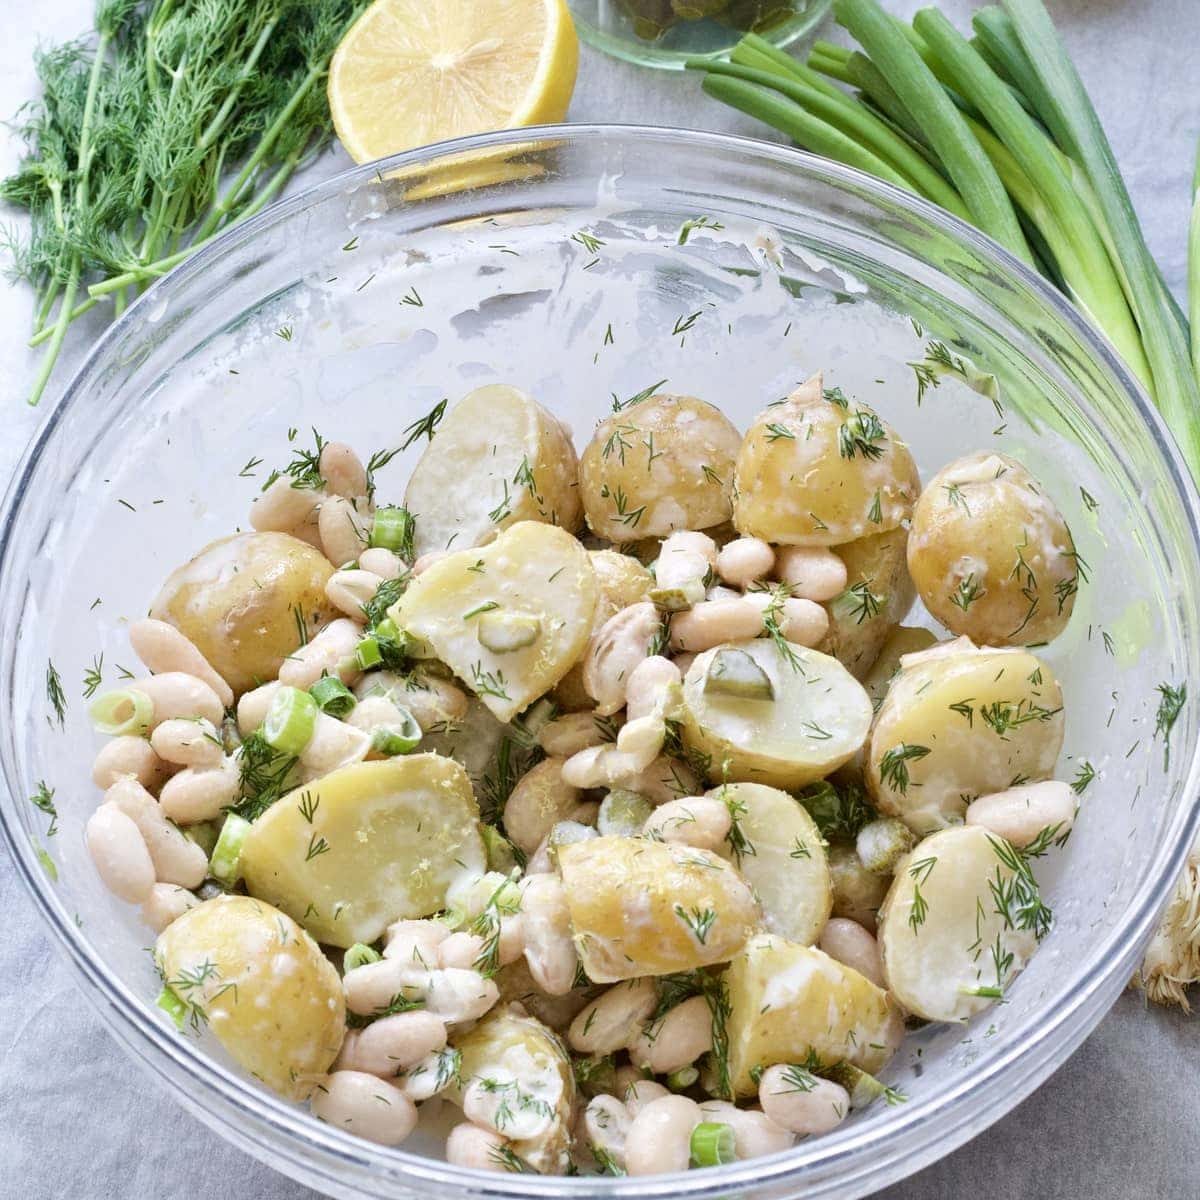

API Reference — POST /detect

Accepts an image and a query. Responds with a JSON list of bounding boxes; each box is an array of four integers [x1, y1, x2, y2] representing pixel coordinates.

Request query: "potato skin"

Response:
[[557, 836, 760, 981], [155, 894, 344, 1099], [907, 452, 1078, 645], [150, 532, 334, 695], [828, 843, 890, 933], [861, 625, 939, 709], [733, 377, 919, 546], [579, 394, 741, 540]]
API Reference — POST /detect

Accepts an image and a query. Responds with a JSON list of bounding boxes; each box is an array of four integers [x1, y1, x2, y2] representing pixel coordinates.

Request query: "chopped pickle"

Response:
[[703, 647, 775, 701]]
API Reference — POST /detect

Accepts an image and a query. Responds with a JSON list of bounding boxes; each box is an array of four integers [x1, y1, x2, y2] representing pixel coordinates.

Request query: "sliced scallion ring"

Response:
[[263, 686, 318, 757], [343, 943, 381, 972], [369, 506, 414, 554], [369, 706, 421, 756], [90, 687, 153, 736], [156, 985, 188, 1031], [689, 1121, 737, 1168], [355, 636, 383, 670], [209, 813, 251, 888], [309, 675, 357, 718]]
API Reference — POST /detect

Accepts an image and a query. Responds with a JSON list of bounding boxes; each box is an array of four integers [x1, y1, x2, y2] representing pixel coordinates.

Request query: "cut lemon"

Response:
[[328, 0, 579, 165]]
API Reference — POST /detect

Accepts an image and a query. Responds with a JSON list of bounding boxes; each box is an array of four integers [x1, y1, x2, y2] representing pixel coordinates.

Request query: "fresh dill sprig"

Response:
[[82, 652, 104, 699], [229, 729, 298, 822], [30, 780, 58, 836], [611, 379, 667, 413], [46, 660, 66, 727], [398, 398, 448, 451], [879, 743, 931, 795], [1154, 682, 1187, 770], [263, 428, 326, 493]]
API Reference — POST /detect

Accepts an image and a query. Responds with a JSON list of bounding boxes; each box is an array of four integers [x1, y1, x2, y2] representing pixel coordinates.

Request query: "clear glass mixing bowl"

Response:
[[2, 126, 1198, 1200]]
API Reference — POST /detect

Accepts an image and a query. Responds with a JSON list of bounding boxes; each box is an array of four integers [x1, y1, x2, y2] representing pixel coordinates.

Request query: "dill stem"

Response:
[[196, 18, 279, 153], [27, 296, 102, 348]]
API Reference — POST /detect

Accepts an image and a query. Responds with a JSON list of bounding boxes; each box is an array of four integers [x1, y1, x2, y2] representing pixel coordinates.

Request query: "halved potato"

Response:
[[557, 836, 760, 982], [866, 643, 1064, 835], [828, 843, 891, 933], [724, 934, 900, 1097], [240, 756, 485, 947], [733, 375, 920, 546], [453, 1005, 575, 1174], [150, 532, 334, 694], [393, 521, 598, 722], [861, 625, 939, 709], [711, 782, 831, 945], [579, 393, 741, 540], [877, 825, 1044, 1022], [404, 385, 581, 557], [681, 639, 873, 789], [155, 894, 344, 1099]]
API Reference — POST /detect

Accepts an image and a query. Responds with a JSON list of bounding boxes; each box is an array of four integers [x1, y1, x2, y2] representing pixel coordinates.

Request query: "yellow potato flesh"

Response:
[[150, 532, 334, 695], [240, 755, 484, 948], [155, 894, 344, 1100], [557, 836, 760, 982]]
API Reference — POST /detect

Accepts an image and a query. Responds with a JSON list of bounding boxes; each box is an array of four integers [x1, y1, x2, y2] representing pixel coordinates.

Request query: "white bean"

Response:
[[91, 736, 170, 790], [319, 441, 369, 500], [128, 618, 234, 708], [560, 745, 640, 790], [774, 546, 848, 603], [299, 711, 372, 775], [106, 778, 208, 888], [623, 656, 681, 723], [625, 1095, 701, 1176], [698, 1100, 793, 1158], [656, 531, 715, 594], [668, 599, 762, 653], [423, 968, 500, 1024], [344, 959, 429, 1016], [569, 979, 657, 1056], [384, 918, 452, 967], [326, 569, 384, 622], [538, 711, 612, 758], [140, 882, 199, 933], [347, 695, 417, 748], [151, 718, 224, 768], [319, 494, 373, 568], [250, 476, 323, 535], [629, 995, 713, 1075], [132, 673, 224, 730], [311, 1071, 417, 1146], [502, 758, 581, 857], [742, 591, 829, 647], [85, 803, 156, 903], [583, 1094, 631, 1171], [642, 797, 731, 852], [583, 602, 661, 716], [757, 1066, 849, 1136], [352, 1011, 448, 1077], [965, 780, 1077, 849], [437, 923, 523, 971], [445, 1122, 512, 1171], [463, 1069, 554, 1140], [672, 652, 697, 678], [615, 717, 666, 771], [159, 757, 240, 825], [359, 547, 407, 580], [278, 618, 362, 689], [376, 673, 468, 733], [661, 530, 717, 566], [819, 918, 885, 988], [237, 681, 281, 735], [623, 1078, 670, 1116], [717, 537, 775, 587], [520, 873, 578, 996], [414, 550, 450, 575], [629, 756, 701, 807], [402, 1048, 460, 1100]]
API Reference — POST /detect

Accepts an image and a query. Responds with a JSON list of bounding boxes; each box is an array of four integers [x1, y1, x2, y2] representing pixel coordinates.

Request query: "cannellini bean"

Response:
[[668, 599, 762, 653], [569, 979, 657, 1056], [128, 618, 234, 708], [300, 711, 371, 775], [311, 1071, 417, 1146], [717, 537, 775, 587], [538, 711, 613, 758], [347, 695, 418, 752], [672, 652, 697, 678], [463, 1069, 554, 1140], [319, 441, 369, 500], [438, 923, 523, 971], [520, 873, 578, 996], [819, 918, 885, 988], [642, 797, 731, 852], [965, 780, 1077, 849], [568, 802, 599, 826], [140, 882, 199, 933], [629, 995, 713, 1075], [106, 778, 207, 888], [326, 569, 384, 622], [85, 803, 155, 903], [656, 531, 715, 595], [451, 871, 519, 919], [423, 968, 500, 1024], [661, 530, 718, 566], [774, 546, 848, 603], [91, 736, 170, 790], [343, 958, 428, 1016], [391, 674, 469, 733], [158, 756, 240, 824], [625, 1095, 702, 1176], [629, 756, 701, 807], [150, 718, 224, 768], [742, 591, 829, 647], [402, 1048, 461, 1100], [583, 1094, 631, 1170], [278, 618, 362, 689], [445, 1122, 512, 1171], [757, 1066, 849, 1136], [583, 602, 661, 716], [524, 837, 554, 876], [250, 476, 323, 535], [352, 1011, 448, 1077], [237, 681, 281, 735], [132, 673, 224, 730], [706, 584, 743, 603], [359, 547, 407, 579], [615, 717, 666, 771], [319, 494, 373, 568], [384, 919, 452, 967], [502, 758, 581, 857], [623, 656, 681, 723], [414, 550, 450, 575], [699, 1100, 793, 1158], [622, 1077, 670, 1116]]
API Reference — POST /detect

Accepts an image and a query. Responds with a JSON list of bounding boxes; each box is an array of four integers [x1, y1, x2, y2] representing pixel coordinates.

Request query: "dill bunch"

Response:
[[2, 0, 369, 405]]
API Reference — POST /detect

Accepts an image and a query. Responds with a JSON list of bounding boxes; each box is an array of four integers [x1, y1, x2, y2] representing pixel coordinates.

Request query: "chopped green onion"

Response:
[[355, 636, 383, 670], [209, 813, 251, 888], [309, 675, 357, 718], [689, 1122, 737, 1168], [482, 825, 521, 873], [183, 821, 219, 857], [89, 687, 153, 736], [667, 1065, 700, 1091], [263, 686, 318, 757], [369, 506, 415, 555], [374, 616, 400, 642], [156, 985, 188, 1031], [369, 706, 421, 756], [344, 943, 381, 972]]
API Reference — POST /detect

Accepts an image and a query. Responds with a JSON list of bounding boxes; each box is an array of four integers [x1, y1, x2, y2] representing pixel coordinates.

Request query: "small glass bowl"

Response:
[[568, 0, 833, 69]]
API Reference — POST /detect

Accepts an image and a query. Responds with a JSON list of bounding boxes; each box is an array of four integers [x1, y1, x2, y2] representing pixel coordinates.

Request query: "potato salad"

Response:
[[82, 375, 1082, 1175]]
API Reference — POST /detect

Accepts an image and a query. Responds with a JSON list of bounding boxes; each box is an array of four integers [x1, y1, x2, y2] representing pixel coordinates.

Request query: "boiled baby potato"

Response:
[[579, 393, 741, 540], [712, 782, 831, 945], [861, 625, 939, 709], [557, 836, 760, 982], [733, 375, 920, 546], [878, 825, 1044, 1022], [454, 1004, 575, 1174], [150, 532, 334, 694], [681, 639, 873, 789], [828, 843, 891, 933], [156, 894, 344, 1099], [723, 934, 900, 1097], [822, 527, 915, 680], [907, 451, 1079, 645], [403, 385, 581, 557], [866, 642, 1064, 835], [393, 521, 598, 723], [240, 756, 485, 948]]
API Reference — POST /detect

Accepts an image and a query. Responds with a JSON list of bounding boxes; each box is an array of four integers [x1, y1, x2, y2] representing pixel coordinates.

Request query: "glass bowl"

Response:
[[2, 125, 1199, 1200], [568, 0, 832, 69]]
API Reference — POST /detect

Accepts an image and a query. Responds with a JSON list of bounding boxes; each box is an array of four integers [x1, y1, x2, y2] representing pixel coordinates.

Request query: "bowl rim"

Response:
[[4, 122, 1200, 1198]]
